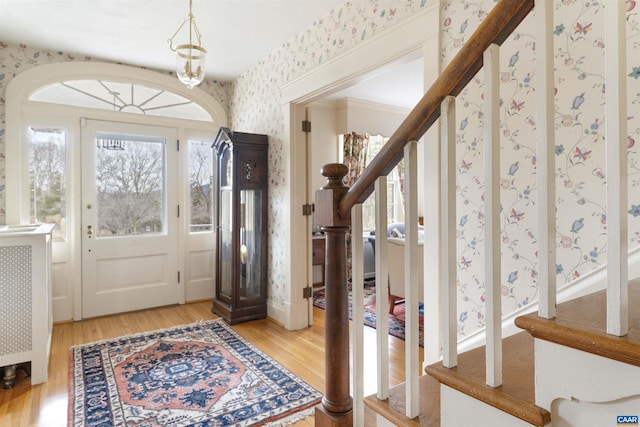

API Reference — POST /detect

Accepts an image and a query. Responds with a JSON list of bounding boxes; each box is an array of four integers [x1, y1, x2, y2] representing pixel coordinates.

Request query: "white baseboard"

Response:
[[268, 300, 287, 327]]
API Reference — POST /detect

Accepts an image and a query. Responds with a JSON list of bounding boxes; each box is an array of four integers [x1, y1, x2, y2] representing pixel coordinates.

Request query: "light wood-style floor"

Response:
[[0, 301, 420, 426]]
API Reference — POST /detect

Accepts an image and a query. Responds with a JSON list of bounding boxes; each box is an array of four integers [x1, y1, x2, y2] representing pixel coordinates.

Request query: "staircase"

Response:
[[313, 1, 637, 426], [361, 280, 640, 426]]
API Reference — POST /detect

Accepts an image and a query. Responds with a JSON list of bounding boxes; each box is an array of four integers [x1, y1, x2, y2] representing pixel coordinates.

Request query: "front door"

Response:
[[81, 119, 179, 318]]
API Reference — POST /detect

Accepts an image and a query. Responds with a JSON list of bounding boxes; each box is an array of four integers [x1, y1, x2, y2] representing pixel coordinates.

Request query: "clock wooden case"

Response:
[[211, 127, 268, 324]]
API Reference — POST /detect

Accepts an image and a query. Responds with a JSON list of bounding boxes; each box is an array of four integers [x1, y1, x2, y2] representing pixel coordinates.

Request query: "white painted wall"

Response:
[[336, 97, 410, 137]]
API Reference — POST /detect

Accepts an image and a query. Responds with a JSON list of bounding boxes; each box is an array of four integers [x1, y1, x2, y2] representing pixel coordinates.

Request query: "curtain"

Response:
[[342, 132, 369, 282], [396, 156, 406, 214], [342, 132, 369, 186]]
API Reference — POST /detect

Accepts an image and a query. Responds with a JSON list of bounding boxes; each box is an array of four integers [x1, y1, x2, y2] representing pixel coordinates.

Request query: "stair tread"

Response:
[[515, 278, 640, 367], [426, 332, 550, 427], [363, 374, 441, 427]]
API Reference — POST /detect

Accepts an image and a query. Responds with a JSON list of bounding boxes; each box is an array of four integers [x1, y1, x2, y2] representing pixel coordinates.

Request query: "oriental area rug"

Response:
[[313, 280, 424, 347], [68, 319, 322, 427]]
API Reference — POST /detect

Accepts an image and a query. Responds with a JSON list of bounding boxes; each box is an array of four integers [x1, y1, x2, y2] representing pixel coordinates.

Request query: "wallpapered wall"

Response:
[[442, 0, 640, 335], [229, 0, 432, 308], [230, 0, 640, 336], [1, 0, 639, 338]]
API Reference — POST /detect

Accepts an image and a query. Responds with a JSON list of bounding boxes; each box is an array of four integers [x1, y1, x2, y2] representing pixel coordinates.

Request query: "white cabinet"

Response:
[[0, 223, 54, 386]]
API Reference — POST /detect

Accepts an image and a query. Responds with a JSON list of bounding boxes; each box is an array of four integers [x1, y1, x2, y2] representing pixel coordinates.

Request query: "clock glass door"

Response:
[[218, 144, 233, 303], [239, 189, 262, 300]]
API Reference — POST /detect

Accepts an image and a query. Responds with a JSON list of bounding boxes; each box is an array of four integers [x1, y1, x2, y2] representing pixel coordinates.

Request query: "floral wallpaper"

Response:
[[229, 0, 432, 308], [1, 0, 639, 339], [230, 0, 639, 336], [442, 0, 640, 336]]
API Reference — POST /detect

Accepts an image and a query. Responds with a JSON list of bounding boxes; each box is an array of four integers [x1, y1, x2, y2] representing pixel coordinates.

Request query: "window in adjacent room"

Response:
[[339, 133, 404, 234]]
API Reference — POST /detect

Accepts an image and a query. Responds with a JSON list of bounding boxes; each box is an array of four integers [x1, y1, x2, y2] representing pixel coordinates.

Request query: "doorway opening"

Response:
[[280, 4, 440, 330]]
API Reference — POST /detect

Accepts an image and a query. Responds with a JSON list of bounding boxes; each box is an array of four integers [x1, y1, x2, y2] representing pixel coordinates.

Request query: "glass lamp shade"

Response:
[[175, 44, 207, 89]]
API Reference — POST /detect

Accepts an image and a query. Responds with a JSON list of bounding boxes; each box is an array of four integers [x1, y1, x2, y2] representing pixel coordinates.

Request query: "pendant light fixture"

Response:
[[168, 0, 207, 89]]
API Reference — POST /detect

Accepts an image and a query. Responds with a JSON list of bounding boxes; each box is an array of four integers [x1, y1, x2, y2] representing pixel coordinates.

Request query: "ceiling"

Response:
[[326, 55, 424, 110], [0, 0, 423, 108]]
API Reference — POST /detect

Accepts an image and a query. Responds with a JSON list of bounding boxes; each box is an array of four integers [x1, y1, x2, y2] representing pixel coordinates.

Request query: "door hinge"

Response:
[[177, 204, 180, 218], [303, 286, 313, 299], [302, 120, 311, 133], [302, 203, 314, 216], [178, 271, 181, 284], [177, 139, 180, 151]]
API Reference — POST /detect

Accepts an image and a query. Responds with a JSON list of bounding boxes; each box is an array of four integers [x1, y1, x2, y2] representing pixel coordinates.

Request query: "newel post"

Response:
[[314, 163, 353, 427]]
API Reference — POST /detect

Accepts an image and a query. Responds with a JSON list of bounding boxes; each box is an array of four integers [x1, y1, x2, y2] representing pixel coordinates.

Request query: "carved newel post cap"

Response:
[[315, 163, 350, 227], [320, 163, 349, 189]]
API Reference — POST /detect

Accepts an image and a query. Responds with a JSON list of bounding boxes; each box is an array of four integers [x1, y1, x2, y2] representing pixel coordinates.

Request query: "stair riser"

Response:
[[535, 339, 640, 409], [441, 385, 547, 427]]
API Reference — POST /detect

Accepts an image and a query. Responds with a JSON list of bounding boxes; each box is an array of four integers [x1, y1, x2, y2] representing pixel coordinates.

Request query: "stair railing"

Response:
[[315, 0, 534, 426]]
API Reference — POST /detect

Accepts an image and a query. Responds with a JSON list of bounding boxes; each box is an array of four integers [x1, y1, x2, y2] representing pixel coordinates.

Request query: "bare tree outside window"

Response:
[[28, 127, 67, 241], [189, 140, 213, 232], [95, 136, 165, 237]]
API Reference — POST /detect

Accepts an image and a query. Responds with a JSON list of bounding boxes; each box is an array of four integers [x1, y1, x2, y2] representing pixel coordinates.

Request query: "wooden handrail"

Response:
[[338, 0, 534, 218]]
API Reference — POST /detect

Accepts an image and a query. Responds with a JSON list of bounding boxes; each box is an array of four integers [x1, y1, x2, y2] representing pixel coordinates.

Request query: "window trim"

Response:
[[6, 61, 228, 224]]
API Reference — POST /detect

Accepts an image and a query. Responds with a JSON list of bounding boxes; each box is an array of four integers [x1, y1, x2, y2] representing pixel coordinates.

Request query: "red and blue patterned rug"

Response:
[[313, 280, 424, 347], [68, 319, 322, 426]]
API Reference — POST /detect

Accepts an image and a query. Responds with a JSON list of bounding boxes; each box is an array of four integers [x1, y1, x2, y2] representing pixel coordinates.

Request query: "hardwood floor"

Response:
[[0, 301, 420, 426]]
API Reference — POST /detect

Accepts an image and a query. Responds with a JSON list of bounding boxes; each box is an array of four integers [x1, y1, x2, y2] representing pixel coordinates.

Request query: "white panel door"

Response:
[[81, 119, 179, 318]]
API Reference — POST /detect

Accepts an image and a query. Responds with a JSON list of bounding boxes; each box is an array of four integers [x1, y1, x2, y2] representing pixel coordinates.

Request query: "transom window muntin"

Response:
[[30, 79, 213, 122]]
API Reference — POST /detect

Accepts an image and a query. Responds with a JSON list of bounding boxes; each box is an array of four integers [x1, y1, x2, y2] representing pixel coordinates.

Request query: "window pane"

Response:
[[361, 178, 400, 234], [28, 127, 67, 242], [189, 140, 213, 232], [359, 135, 399, 234], [95, 133, 165, 237]]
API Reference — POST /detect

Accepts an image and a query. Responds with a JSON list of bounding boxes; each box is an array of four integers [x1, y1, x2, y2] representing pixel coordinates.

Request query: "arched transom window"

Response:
[[30, 79, 213, 122]]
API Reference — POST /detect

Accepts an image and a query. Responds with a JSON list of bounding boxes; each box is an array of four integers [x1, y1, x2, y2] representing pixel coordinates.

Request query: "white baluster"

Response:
[[483, 43, 502, 388], [374, 176, 390, 400], [351, 203, 365, 426], [440, 96, 457, 369], [404, 140, 419, 418], [536, 0, 557, 320], [605, 0, 628, 336]]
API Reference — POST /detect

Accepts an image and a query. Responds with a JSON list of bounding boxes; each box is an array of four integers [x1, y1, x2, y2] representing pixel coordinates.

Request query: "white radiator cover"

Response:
[[0, 224, 54, 385], [0, 245, 32, 356]]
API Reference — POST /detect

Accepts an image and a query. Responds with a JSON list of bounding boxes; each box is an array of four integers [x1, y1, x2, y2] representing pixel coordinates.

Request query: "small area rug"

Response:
[[313, 280, 424, 347], [68, 319, 322, 427]]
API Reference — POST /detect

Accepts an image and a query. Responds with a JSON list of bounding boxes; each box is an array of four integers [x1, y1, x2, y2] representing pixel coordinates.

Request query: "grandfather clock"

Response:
[[212, 127, 268, 324]]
